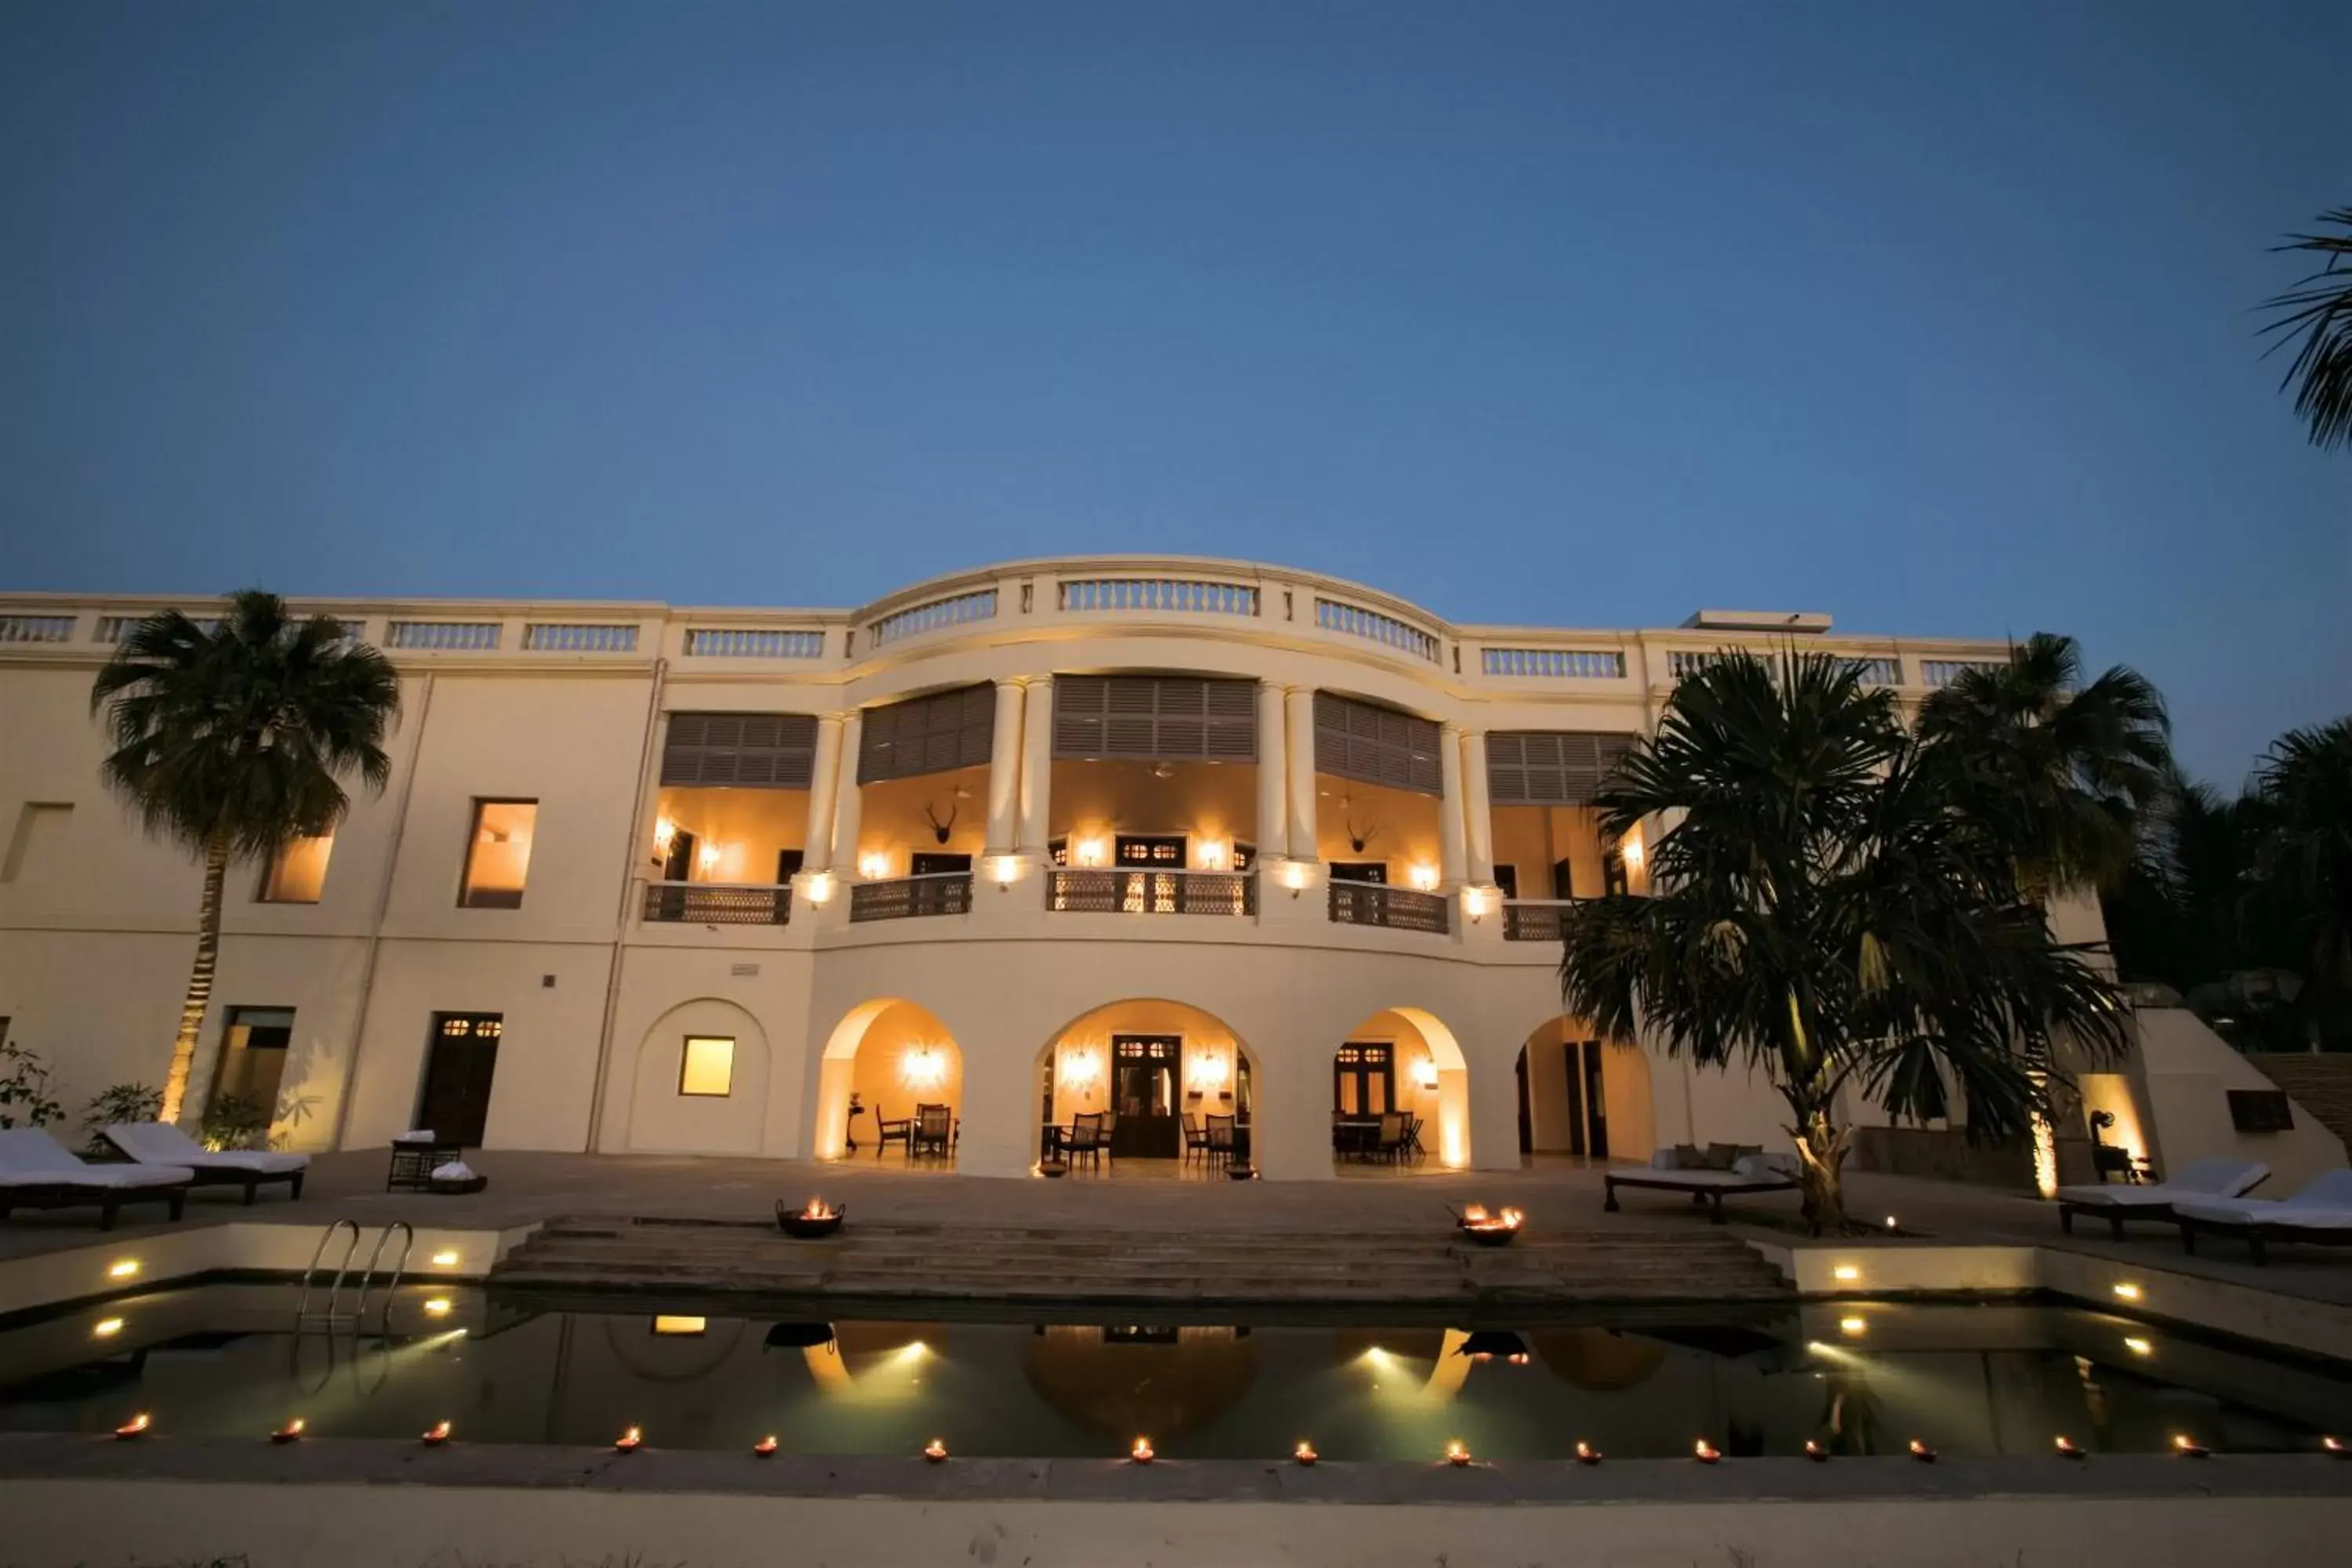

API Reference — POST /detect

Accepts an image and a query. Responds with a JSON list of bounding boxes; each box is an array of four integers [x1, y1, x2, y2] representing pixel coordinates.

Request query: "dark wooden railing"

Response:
[[850, 872, 972, 923], [1327, 879, 1449, 935], [1046, 868, 1255, 916], [642, 880, 791, 925], [1501, 900, 1573, 942]]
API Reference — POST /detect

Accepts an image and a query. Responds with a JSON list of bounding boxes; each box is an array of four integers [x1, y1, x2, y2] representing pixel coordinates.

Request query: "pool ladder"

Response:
[[294, 1219, 416, 1332]]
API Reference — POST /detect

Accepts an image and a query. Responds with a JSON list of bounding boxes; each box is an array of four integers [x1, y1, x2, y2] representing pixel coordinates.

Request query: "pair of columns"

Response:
[[797, 677, 1500, 888]]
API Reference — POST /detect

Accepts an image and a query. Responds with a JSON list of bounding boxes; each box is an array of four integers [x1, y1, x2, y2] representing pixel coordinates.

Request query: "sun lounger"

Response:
[[2053, 1157, 2269, 1238], [1603, 1151, 1801, 1224], [2172, 1169, 2352, 1265], [103, 1121, 307, 1203], [0, 1127, 193, 1230]]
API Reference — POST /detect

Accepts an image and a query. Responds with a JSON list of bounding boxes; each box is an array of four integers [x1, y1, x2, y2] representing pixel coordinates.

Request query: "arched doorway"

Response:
[[1332, 1007, 1470, 1170], [1036, 1000, 1259, 1169], [1514, 1018, 1653, 1165], [811, 1000, 964, 1165]]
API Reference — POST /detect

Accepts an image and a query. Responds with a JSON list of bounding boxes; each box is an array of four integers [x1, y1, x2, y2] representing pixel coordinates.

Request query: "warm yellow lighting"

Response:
[[1693, 1438, 1721, 1463], [1884, 1215, 1899, 1232], [1062, 1048, 1102, 1089], [615, 1425, 643, 1453], [755, 1435, 779, 1457], [430, 1250, 460, 1268], [1131, 1436, 1156, 1464], [1804, 1439, 1829, 1461], [422, 1420, 452, 1445], [1908, 1439, 1937, 1462], [1281, 861, 1310, 892], [1197, 839, 1229, 870], [1407, 862, 1441, 892], [804, 870, 836, 905], [652, 1315, 707, 1336], [1838, 1316, 1867, 1337], [1294, 1440, 1318, 1465], [2056, 1436, 2084, 1458], [1832, 1265, 1860, 1283], [1074, 837, 1109, 869], [652, 817, 677, 850], [1187, 1053, 1229, 1091], [93, 1317, 124, 1338], [2124, 1337, 2152, 1356], [1446, 1439, 1471, 1466], [902, 1045, 949, 1090], [271, 1417, 306, 1444], [2031, 1113, 2060, 1200], [1619, 829, 1645, 873], [115, 1414, 151, 1439], [107, 1259, 139, 1279], [681, 1034, 737, 1096], [423, 1298, 453, 1317], [697, 841, 723, 873], [1462, 886, 1491, 923], [1410, 1056, 1439, 1091], [858, 851, 891, 880], [2172, 1433, 2209, 1457], [925, 1438, 949, 1462], [1575, 1440, 1602, 1465], [2112, 1282, 2143, 1302], [990, 854, 1021, 887]]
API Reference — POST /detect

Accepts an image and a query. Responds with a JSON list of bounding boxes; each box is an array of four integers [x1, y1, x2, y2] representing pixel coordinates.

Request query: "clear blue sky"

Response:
[[3, 2, 2343, 784]]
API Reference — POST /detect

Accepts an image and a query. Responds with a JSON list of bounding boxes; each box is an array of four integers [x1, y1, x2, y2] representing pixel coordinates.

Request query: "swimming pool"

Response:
[[2, 1284, 2345, 1461]]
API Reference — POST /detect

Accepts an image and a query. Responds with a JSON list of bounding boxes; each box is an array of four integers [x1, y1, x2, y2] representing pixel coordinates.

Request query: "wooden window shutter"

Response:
[[1485, 731, 1635, 805], [660, 712, 819, 788], [1313, 692, 1445, 797], [1050, 676, 1257, 762], [858, 684, 998, 784]]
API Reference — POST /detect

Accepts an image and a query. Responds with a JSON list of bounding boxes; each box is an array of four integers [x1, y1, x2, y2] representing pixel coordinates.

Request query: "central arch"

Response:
[[1331, 1006, 1472, 1171], [1036, 999, 1261, 1171], [811, 998, 964, 1164]]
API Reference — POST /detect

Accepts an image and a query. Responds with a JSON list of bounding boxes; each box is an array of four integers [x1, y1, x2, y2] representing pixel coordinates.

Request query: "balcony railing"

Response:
[[643, 880, 792, 925], [1327, 879, 1450, 935], [850, 871, 973, 923], [1047, 867, 1256, 916], [1501, 899, 1579, 942]]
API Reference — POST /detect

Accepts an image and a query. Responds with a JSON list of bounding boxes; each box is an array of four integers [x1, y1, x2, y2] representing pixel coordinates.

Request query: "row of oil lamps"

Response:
[[111, 1414, 2337, 1464]]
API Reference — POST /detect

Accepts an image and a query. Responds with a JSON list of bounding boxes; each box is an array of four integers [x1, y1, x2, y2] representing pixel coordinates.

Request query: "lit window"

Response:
[[679, 1036, 735, 1097], [459, 800, 537, 908], [257, 834, 334, 903]]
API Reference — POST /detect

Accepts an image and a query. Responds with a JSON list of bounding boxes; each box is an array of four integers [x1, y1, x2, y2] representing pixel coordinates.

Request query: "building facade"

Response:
[[0, 557, 2328, 1187]]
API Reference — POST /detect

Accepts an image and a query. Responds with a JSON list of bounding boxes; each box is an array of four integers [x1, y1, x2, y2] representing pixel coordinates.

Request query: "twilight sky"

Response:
[[2, 1, 2343, 785]]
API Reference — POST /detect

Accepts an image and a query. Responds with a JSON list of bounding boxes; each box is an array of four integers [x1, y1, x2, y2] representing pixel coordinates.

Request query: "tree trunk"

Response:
[[1788, 1107, 1853, 1236], [159, 835, 230, 1125]]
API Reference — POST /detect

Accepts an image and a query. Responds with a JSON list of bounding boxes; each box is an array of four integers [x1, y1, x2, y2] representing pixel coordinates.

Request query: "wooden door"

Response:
[[1110, 1036, 1181, 1157], [418, 1013, 503, 1147]]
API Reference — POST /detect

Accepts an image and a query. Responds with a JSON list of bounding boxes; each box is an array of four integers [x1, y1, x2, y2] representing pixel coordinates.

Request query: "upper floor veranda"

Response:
[[0, 555, 2016, 960]]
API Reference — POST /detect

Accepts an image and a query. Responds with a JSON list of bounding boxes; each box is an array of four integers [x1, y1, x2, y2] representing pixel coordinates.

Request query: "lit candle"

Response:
[[114, 1414, 151, 1440], [754, 1435, 779, 1457], [422, 1421, 452, 1446], [1908, 1439, 1936, 1463], [270, 1418, 306, 1445], [1694, 1439, 1722, 1464], [1507, 1351, 1530, 1366], [2055, 1436, 2085, 1459], [1131, 1436, 1156, 1464], [1884, 1216, 1899, 1232], [615, 1425, 643, 1453], [1294, 1441, 1318, 1466], [1574, 1441, 1602, 1466], [1446, 1440, 1471, 1467], [2172, 1434, 2209, 1458], [925, 1439, 949, 1463], [2325, 1436, 2348, 1459], [1804, 1440, 1828, 1462]]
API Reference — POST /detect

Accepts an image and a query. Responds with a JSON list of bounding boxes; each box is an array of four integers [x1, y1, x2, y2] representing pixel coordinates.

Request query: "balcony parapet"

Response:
[[1046, 867, 1256, 916], [849, 871, 974, 924], [642, 880, 792, 926], [1327, 878, 1450, 935]]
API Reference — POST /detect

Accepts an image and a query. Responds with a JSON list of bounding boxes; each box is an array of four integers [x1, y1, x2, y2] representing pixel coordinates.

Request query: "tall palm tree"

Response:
[[1559, 652, 2126, 1233], [2259, 206, 2352, 451], [2252, 718, 2352, 1029], [91, 592, 401, 1123], [1915, 632, 2171, 898]]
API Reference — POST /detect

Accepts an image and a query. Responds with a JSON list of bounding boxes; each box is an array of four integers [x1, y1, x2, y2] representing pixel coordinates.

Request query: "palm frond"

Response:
[[2258, 206, 2352, 451]]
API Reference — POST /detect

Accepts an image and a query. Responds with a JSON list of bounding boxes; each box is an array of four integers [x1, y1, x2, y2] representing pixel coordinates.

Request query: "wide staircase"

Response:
[[490, 1216, 1793, 1309]]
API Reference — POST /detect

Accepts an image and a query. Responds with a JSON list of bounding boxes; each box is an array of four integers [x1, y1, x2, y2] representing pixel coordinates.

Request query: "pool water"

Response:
[[2, 1285, 2346, 1461]]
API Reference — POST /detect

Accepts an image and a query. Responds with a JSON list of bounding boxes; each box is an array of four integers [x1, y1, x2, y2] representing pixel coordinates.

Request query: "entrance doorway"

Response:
[[209, 1007, 294, 1125], [418, 1012, 503, 1146], [1516, 1035, 1609, 1157], [1333, 1043, 1395, 1116], [1111, 1035, 1180, 1157]]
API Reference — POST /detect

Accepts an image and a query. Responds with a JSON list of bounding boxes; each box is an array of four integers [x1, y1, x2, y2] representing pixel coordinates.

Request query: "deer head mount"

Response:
[[1346, 817, 1380, 855], [923, 801, 958, 845]]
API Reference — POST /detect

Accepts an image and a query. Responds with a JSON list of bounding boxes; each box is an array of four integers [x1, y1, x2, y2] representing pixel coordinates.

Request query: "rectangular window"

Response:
[[1485, 731, 1638, 805], [679, 1036, 735, 1097], [857, 684, 996, 783], [256, 834, 335, 903], [459, 800, 537, 908], [210, 1006, 295, 1123], [1, 803, 72, 884]]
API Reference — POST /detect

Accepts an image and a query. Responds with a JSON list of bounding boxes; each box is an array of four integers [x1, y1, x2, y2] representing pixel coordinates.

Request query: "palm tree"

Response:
[[2252, 718, 2352, 1033], [1915, 632, 2171, 899], [2259, 206, 2352, 451], [90, 592, 401, 1123], [1559, 652, 2127, 1233]]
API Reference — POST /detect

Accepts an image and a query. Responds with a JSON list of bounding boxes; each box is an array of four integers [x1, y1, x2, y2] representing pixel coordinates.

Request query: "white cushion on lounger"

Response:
[[107, 1122, 307, 1174], [2173, 1168, 2352, 1225], [1613, 1158, 1796, 1189], [2054, 1158, 2268, 1208], [0, 1128, 192, 1187]]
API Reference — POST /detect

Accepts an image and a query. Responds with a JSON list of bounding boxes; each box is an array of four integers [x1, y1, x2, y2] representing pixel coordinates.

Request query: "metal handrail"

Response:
[[350, 1221, 416, 1325], [294, 1219, 361, 1325]]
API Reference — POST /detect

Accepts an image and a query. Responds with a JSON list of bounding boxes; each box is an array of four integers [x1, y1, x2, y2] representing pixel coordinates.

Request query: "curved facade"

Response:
[[15, 555, 2244, 1185]]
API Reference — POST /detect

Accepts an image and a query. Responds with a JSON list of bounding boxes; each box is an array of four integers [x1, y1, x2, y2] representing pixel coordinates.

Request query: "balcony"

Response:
[[851, 871, 973, 923], [1047, 867, 1256, 916], [1500, 899, 1574, 942], [643, 880, 792, 926], [1327, 879, 1449, 935]]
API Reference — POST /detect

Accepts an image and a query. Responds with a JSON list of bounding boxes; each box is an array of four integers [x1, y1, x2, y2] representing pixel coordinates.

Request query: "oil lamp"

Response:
[[1445, 1440, 1472, 1467], [270, 1418, 306, 1445], [1131, 1436, 1156, 1464], [2172, 1434, 2209, 1458], [2326, 1436, 2348, 1459], [1294, 1441, 1318, 1466], [1908, 1439, 1937, 1463], [422, 1421, 452, 1446], [2056, 1436, 2085, 1460], [615, 1425, 643, 1453], [754, 1435, 779, 1457], [114, 1414, 151, 1440], [925, 1439, 949, 1463], [1804, 1440, 1829, 1462], [1574, 1441, 1602, 1466], [1693, 1439, 1722, 1464]]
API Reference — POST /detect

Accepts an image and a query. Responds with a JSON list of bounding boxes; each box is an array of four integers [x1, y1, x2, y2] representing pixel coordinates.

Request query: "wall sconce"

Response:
[[991, 854, 1021, 891], [903, 1046, 949, 1090], [857, 851, 891, 880], [1281, 862, 1309, 898], [804, 871, 836, 906], [1188, 1054, 1229, 1092], [1073, 836, 1109, 869], [1410, 1057, 1439, 1091], [1196, 839, 1229, 871], [1620, 830, 1646, 873], [1463, 887, 1492, 924], [652, 818, 677, 851], [1062, 1049, 1102, 1090], [1407, 862, 1441, 892], [698, 842, 724, 873]]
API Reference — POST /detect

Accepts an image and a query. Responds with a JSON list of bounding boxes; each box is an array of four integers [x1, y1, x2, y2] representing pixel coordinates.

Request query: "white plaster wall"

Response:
[[598, 946, 815, 1156], [622, 996, 772, 1156], [2134, 1006, 2347, 1192]]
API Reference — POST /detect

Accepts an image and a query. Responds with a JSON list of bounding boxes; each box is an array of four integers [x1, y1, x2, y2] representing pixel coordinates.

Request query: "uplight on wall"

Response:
[[903, 1046, 949, 1090], [804, 871, 836, 905], [1188, 1053, 1229, 1093], [1619, 829, 1646, 873], [697, 842, 724, 873], [1281, 862, 1310, 896], [991, 854, 1022, 890], [1410, 1056, 1439, 1091], [1073, 836, 1109, 869], [1196, 839, 1229, 870], [652, 818, 677, 851], [857, 851, 891, 880], [1462, 887, 1492, 924], [1062, 1048, 1102, 1090], [1407, 862, 1441, 892]]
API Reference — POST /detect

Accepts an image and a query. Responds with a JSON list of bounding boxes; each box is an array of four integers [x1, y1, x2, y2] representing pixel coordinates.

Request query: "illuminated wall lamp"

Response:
[[1197, 840, 1229, 870], [904, 1046, 949, 1090], [991, 854, 1021, 891], [857, 851, 891, 880], [1281, 862, 1309, 898], [697, 842, 723, 873], [1074, 837, 1109, 869], [804, 872, 836, 906], [1463, 887, 1491, 924], [1407, 862, 1441, 892], [1620, 831, 1646, 873], [1062, 1049, 1102, 1090], [652, 817, 677, 851], [1410, 1058, 1440, 1091]]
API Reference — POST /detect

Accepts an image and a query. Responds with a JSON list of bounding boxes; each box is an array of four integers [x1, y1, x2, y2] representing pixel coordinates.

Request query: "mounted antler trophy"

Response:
[[923, 801, 958, 845], [1346, 816, 1381, 855]]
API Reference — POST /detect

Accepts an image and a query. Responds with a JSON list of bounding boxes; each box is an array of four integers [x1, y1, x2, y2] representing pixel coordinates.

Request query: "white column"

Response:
[[1017, 674, 1054, 854], [1285, 686, 1319, 861], [1254, 680, 1288, 862], [1438, 721, 1467, 886], [1462, 730, 1495, 884], [801, 713, 844, 873], [829, 710, 864, 873], [985, 677, 1025, 855]]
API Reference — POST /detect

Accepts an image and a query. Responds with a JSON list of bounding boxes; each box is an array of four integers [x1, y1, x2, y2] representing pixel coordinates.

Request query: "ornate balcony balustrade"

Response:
[[1046, 867, 1256, 916], [850, 871, 973, 923], [1500, 899, 1580, 942], [643, 880, 793, 925], [1327, 879, 1450, 935]]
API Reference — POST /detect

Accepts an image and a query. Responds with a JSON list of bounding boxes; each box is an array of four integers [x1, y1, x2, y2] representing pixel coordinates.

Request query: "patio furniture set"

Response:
[[1333, 1112, 1425, 1163], [873, 1102, 957, 1161], [2057, 1160, 2352, 1265], [0, 1123, 307, 1230]]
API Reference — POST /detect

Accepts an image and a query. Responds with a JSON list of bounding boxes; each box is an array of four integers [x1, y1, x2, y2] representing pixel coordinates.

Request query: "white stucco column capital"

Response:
[[1283, 685, 1319, 863], [1015, 670, 1056, 855], [984, 678, 1026, 855]]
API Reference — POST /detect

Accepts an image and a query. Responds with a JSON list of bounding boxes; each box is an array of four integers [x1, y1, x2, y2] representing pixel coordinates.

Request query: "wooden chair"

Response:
[[1374, 1112, 1409, 1163], [1065, 1112, 1106, 1171], [912, 1103, 953, 1160], [874, 1108, 914, 1160], [1206, 1113, 1236, 1165], [1181, 1112, 1211, 1164]]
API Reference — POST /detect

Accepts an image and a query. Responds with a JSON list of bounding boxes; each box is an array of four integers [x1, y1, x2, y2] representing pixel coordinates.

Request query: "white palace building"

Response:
[[0, 557, 2331, 1189]]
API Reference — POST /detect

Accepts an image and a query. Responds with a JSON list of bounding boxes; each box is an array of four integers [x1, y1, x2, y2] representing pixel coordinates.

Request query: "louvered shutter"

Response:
[[660, 712, 820, 788], [1313, 693, 1445, 797], [858, 684, 999, 783], [1485, 731, 1635, 804], [1051, 676, 1257, 762]]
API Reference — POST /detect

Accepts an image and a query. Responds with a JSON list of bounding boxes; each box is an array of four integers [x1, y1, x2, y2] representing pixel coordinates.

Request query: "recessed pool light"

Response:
[[1839, 1316, 1867, 1336], [1832, 1265, 1860, 1283], [2112, 1283, 2143, 1302], [107, 1260, 140, 1279], [423, 1298, 452, 1316], [93, 1318, 125, 1338], [2124, 1337, 2153, 1356], [430, 1250, 460, 1268]]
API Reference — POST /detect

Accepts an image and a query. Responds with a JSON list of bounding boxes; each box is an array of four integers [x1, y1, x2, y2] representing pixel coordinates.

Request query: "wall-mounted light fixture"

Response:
[[1062, 1048, 1102, 1089], [991, 854, 1021, 891], [1407, 862, 1441, 892], [1281, 862, 1310, 898], [1463, 887, 1492, 924], [1620, 829, 1646, 873], [1188, 1053, 1229, 1092], [1074, 836, 1109, 869], [1197, 839, 1229, 870], [697, 842, 723, 873], [1410, 1056, 1440, 1091], [857, 851, 891, 880], [652, 818, 677, 851], [804, 872, 836, 906], [903, 1046, 949, 1090]]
